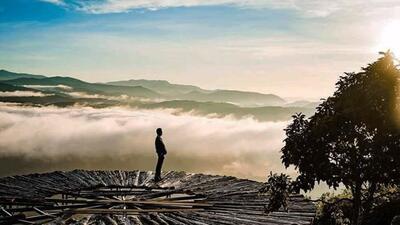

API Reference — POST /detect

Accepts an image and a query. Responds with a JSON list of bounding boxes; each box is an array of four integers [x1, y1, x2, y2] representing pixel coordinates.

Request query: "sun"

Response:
[[378, 20, 400, 57]]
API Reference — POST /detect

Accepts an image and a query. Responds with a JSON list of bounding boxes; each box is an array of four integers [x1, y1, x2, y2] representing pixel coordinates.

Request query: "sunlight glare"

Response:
[[379, 20, 400, 57]]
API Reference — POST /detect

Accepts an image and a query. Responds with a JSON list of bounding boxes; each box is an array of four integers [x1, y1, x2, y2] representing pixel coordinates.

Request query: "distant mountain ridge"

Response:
[[0, 69, 317, 121], [181, 89, 285, 106], [3, 75, 160, 99], [1, 70, 285, 106], [107, 79, 207, 96], [0, 69, 292, 106], [0, 69, 46, 80], [107, 79, 285, 106]]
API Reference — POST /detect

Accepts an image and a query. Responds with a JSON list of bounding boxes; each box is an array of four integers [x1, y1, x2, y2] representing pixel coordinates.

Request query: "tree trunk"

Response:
[[352, 182, 362, 225], [361, 182, 377, 224]]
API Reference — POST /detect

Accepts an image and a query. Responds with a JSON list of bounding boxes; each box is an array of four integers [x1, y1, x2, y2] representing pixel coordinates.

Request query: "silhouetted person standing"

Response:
[[154, 128, 167, 182]]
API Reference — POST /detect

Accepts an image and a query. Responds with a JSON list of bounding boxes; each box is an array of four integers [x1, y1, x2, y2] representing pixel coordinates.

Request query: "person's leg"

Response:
[[155, 155, 164, 181]]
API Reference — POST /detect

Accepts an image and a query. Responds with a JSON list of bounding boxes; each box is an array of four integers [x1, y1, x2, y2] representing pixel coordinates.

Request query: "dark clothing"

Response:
[[154, 155, 164, 182], [155, 136, 167, 155], [154, 135, 167, 182]]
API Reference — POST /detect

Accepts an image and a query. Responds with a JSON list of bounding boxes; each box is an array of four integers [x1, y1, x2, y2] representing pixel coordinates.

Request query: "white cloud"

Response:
[[60, 0, 294, 14], [23, 85, 72, 90], [65, 91, 161, 102], [66, 91, 108, 99], [0, 104, 291, 180], [0, 91, 53, 97]]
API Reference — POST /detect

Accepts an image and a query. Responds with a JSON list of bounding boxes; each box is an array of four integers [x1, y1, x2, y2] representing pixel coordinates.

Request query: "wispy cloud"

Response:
[[0, 104, 290, 180], [40, 0, 293, 14], [0, 91, 52, 97], [39, 0, 65, 6], [38, 0, 400, 17]]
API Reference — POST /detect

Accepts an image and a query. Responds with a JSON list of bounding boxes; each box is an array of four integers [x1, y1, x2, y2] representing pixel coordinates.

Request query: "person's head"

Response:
[[156, 128, 163, 136]]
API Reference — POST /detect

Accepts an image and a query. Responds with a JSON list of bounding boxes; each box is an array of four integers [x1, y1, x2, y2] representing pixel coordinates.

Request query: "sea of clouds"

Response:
[[0, 103, 295, 181]]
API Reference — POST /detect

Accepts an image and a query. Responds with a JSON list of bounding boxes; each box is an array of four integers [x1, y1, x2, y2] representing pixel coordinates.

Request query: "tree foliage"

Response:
[[315, 185, 400, 225], [281, 52, 400, 224], [315, 191, 353, 225]]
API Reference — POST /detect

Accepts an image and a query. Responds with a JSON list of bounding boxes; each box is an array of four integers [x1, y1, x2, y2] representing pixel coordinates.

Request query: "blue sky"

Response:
[[1, 0, 400, 99]]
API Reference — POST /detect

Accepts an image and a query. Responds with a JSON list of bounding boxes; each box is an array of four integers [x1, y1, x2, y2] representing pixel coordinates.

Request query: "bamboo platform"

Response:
[[0, 170, 315, 224]]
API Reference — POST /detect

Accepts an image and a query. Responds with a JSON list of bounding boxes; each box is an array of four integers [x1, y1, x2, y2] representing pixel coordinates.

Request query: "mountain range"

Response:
[[0, 69, 319, 121], [0, 69, 45, 81]]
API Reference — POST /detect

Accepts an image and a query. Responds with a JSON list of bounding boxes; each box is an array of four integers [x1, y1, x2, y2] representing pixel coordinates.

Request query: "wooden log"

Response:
[[68, 208, 204, 214], [43, 198, 213, 207]]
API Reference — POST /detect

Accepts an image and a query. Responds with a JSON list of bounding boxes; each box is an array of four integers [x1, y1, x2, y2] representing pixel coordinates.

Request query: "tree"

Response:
[[259, 172, 293, 213], [281, 52, 400, 225]]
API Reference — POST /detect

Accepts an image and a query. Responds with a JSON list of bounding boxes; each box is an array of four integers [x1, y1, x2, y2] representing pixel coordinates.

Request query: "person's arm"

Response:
[[156, 137, 167, 155], [161, 139, 167, 155], [156, 137, 162, 155]]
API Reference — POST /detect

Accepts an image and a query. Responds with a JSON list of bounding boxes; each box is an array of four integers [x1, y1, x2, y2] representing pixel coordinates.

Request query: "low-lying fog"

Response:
[[0, 103, 295, 180]]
